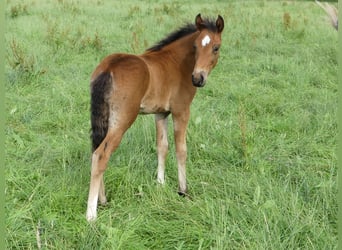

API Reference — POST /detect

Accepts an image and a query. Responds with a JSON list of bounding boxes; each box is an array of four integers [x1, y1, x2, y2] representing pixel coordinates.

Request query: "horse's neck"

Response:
[[165, 32, 198, 71], [142, 32, 199, 74]]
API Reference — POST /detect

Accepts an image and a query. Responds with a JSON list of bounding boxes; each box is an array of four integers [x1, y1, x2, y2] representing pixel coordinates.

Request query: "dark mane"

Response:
[[146, 18, 218, 52]]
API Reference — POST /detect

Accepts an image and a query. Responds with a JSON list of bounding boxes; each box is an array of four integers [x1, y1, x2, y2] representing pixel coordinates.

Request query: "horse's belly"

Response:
[[139, 102, 170, 114]]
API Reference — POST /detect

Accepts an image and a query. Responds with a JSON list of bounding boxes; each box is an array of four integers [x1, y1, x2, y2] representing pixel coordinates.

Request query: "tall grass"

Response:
[[5, 0, 337, 249]]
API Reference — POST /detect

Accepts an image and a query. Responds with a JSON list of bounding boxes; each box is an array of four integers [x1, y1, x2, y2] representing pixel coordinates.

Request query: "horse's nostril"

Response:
[[192, 73, 205, 87]]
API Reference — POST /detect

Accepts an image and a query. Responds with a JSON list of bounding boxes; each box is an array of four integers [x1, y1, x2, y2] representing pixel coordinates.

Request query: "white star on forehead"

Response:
[[201, 35, 211, 47]]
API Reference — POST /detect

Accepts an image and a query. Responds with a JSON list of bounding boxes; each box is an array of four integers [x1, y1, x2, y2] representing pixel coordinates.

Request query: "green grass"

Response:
[[5, 0, 337, 249]]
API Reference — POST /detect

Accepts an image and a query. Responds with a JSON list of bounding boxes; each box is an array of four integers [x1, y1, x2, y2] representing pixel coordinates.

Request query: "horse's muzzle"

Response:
[[192, 73, 206, 87]]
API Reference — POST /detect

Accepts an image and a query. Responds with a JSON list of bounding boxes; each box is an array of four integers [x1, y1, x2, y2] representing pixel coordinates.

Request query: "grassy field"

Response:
[[5, 0, 337, 249]]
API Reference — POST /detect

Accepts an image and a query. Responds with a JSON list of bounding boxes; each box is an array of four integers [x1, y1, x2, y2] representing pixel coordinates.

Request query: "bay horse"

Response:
[[86, 13, 224, 221]]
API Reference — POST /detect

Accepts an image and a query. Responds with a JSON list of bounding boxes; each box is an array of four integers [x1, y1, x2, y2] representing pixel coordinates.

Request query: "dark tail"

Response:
[[90, 72, 112, 152]]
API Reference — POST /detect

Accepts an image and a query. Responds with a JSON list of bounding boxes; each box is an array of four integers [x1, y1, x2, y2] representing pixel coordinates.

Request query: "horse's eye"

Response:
[[213, 46, 220, 53]]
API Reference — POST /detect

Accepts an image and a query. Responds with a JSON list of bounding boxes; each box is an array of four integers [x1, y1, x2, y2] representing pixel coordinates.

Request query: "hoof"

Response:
[[86, 208, 97, 222], [178, 191, 186, 197], [99, 199, 108, 206], [178, 190, 192, 200], [157, 177, 165, 185], [86, 213, 97, 222]]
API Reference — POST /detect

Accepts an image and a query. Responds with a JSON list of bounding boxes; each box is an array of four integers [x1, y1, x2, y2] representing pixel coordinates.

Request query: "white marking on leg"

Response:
[[201, 35, 211, 47], [86, 195, 98, 221], [157, 137, 168, 184], [86, 152, 101, 221], [98, 177, 107, 205], [155, 114, 168, 185], [178, 166, 187, 193], [177, 144, 187, 193], [157, 164, 165, 184]]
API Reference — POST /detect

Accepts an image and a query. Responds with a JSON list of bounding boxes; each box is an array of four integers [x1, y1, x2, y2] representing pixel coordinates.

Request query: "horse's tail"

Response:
[[90, 72, 113, 152]]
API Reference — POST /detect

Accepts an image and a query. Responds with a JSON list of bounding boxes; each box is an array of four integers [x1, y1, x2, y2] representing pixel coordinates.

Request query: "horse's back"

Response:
[[91, 53, 150, 89]]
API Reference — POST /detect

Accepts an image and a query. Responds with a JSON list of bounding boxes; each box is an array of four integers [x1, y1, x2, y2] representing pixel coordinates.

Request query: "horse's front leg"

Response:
[[155, 113, 169, 184], [172, 110, 190, 195]]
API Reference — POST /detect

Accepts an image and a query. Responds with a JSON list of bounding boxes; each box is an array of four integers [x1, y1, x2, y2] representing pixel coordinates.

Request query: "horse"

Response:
[[86, 13, 224, 221]]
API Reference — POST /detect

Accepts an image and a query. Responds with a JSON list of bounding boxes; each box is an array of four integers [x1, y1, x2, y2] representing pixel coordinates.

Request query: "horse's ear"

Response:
[[216, 15, 224, 33], [195, 13, 204, 30]]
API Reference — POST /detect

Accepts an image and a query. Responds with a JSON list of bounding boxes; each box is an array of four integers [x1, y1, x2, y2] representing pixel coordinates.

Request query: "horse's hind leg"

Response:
[[155, 113, 169, 184], [98, 177, 106, 205], [87, 91, 142, 221], [86, 127, 126, 221]]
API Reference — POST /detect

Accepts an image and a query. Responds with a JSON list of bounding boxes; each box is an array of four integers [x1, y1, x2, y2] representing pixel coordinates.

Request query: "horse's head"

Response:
[[192, 14, 224, 87]]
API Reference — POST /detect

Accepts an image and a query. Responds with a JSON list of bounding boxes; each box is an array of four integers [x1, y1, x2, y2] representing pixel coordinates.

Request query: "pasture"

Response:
[[5, 0, 337, 249]]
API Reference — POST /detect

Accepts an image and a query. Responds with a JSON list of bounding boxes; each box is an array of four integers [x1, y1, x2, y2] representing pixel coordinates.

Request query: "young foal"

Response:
[[87, 14, 224, 221]]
